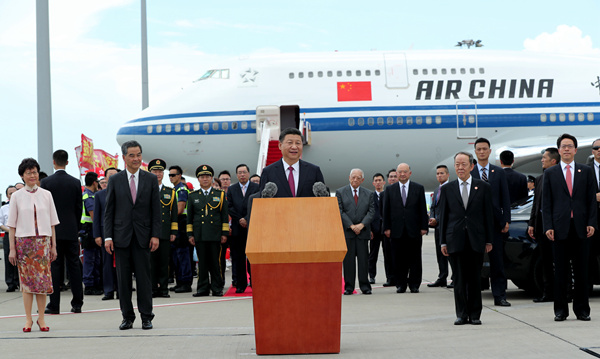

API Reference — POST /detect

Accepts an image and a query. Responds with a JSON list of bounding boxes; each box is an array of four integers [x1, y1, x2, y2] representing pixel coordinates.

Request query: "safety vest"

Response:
[[175, 184, 190, 215], [81, 191, 94, 224]]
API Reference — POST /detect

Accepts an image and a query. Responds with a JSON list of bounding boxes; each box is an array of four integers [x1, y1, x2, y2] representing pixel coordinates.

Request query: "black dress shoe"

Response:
[[343, 290, 353, 295], [6, 286, 17, 292], [554, 315, 567, 321], [159, 292, 171, 298], [71, 307, 82, 313], [362, 290, 372, 295], [427, 279, 447, 288], [119, 319, 134, 330], [44, 307, 59, 315], [142, 320, 153, 330], [446, 281, 454, 289], [212, 291, 224, 297], [235, 288, 246, 294], [410, 287, 419, 293], [454, 318, 467, 325], [369, 278, 375, 284], [192, 292, 210, 297], [470, 319, 482, 325], [102, 294, 115, 301], [169, 285, 180, 292], [174, 284, 192, 293], [533, 295, 553, 303], [494, 298, 511, 307], [382, 281, 394, 287], [576, 315, 591, 321], [396, 286, 407, 293]]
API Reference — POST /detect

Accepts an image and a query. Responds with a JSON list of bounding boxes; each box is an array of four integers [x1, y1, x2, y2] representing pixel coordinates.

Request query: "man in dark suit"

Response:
[[428, 165, 453, 288], [258, 127, 325, 197], [440, 152, 494, 325], [500, 150, 529, 204], [227, 164, 260, 293], [337, 169, 375, 295], [527, 147, 559, 303], [104, 140, 161, 330], [470, 138, 511, 307], [368, 173, 394, 286], [93, 167, 119, 301], [383, 163, 428, 293], [42, 150, 84, 314], [589, 139, 600, 291], [543, 134, 597, 321]]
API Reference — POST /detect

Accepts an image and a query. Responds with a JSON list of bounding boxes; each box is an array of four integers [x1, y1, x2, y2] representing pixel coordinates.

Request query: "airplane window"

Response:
[[568, 113, 575, 122], [289, 73, 294, 79], [232, 122, 238, 130], [578, 113, 585, 122], [413, 69, 418, 75], [346, 70, 352, 76], [432, 69, 438, 75], [549, 114, 556, 122], [222, 122, 229, 130], [377, 117, 384, 125], [559, 113, 566, 122], [366, 70, 371, 76], [588, 113, 595, 121], [451, 68, 456, 74], [196, 70, 214, 81], [348, 118, 355, 127], [308, 72, 314, 78], [422, 69, 428, 75], [387, 117, 393, 125], [184, 123, 190, 132], [435, 116, 442, 124], [396, 117, 403, 125], [540, 114, 547, 122], [479, 68, 485, 74], [416, 117, 422, 125], [212, 71, 221, 79], [468, 115, 475, 124], [375, 70, 381, 76], [241, 121, 248, 129], [367, 117, 374, 126], [441, 69, 447, 75], [337, 71, 342, 77], [327, 71, 333, 77], [147, 125, 153, 134], [299, 72, 304, 78], [222, 69, 230, 79], [356, 70, 361, 76], [470, 68, 475, 74], [202, 123, 209, 131], [174, 124, 181, 132], [406, 117, 413, 125], [357, 118, 364, 126], [165, 124, 171, 133], [251, 122, 257, 129], [194, 123, 200, 131], [426, 116, 432, 125], [318, 71, 323, 77], [156, 125, 162, 133], [213, 122, 219, 130], [460, 68, 466, 74]]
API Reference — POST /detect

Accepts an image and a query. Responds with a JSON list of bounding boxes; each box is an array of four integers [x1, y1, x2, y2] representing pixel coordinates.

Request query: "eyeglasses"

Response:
[[168, 174, 180, 177], [24, 171, 38, 176], [593, 146, 600, 151]]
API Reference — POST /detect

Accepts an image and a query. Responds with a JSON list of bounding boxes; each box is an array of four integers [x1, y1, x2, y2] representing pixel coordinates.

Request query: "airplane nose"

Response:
[[116, 125, 136, 146]]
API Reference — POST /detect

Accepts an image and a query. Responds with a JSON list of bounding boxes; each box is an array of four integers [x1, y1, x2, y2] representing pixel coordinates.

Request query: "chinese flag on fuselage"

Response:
[[337, 81, 372, 102]]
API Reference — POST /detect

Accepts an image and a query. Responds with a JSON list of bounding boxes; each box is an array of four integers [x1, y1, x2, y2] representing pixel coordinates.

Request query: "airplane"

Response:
[[116, 49, 600, 191]]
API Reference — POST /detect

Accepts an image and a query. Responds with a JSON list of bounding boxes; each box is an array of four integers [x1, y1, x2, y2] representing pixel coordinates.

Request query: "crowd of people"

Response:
[[1, 130, 599, 330]]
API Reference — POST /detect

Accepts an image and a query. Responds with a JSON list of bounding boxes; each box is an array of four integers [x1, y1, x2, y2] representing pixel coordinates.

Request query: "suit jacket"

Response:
[[93, 188, 107, 239], [589, 162, 600, 217], [542, 162, 597, 240], [471, 164, 511, 230], [371, 191, 384, 234], [186, 188, 229, 241], [382, 181, 428, 238], [159, 186, 178, 240], [439, 179, 494, 254], [336, 185, 375, 240], [41, 170, 82, 241], [104, 170, 161, 248], [227, 181, 259, 236], [503, 167, 528, 204], [259, 159, 325, 198], [244, 192, 261, 226], [527, 174, 544, 236]]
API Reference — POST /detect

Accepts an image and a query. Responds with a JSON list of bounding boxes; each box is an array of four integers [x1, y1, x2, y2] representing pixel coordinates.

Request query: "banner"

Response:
[[75, 134, 119, 176]]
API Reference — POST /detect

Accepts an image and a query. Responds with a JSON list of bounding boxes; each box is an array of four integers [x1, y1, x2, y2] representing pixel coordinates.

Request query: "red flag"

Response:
[[337, 81, 372, 102]]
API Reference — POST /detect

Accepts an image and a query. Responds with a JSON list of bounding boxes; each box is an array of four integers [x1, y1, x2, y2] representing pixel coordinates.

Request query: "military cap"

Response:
[[148, 158, 166, 171], [196, 164, 214, 177]]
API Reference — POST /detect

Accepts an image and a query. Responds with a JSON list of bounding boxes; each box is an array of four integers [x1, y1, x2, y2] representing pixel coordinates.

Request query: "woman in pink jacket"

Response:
[[7, 158, 59, 332]]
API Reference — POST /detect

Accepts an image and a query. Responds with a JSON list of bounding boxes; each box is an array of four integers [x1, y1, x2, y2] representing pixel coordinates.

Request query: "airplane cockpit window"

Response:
[[195, 69, 230, 81]]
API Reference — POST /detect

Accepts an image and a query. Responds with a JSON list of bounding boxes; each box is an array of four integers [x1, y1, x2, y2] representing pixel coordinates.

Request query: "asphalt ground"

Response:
[[1, 234, 599, 359]]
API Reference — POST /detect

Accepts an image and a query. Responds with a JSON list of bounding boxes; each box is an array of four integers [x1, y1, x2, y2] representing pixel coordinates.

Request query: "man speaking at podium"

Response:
[[259, 128, 325, 197]]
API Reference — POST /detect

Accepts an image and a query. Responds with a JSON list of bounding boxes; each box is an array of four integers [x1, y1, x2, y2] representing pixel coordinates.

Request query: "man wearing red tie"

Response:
[[543, 133, 597, 322]]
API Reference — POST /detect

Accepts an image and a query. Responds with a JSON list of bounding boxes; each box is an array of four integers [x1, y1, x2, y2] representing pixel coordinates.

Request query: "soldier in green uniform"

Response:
[[187, 165, 229, 297], [148, 159, 178, 298]]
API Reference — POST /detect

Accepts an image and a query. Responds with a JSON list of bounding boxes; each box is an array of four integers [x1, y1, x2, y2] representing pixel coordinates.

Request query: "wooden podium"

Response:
[[246, 197, 347, 355]]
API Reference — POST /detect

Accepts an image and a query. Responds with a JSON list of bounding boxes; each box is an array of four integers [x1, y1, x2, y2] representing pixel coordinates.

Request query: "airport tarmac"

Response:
[[1, 234, 599, 359]]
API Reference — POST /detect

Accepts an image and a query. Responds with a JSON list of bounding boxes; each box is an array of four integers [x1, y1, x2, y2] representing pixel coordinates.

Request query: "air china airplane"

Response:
[[116, 50, 600, 190]]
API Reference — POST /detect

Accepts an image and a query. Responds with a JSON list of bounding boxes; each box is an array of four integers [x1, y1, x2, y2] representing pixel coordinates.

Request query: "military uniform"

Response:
[[187, 165, 229, 296]]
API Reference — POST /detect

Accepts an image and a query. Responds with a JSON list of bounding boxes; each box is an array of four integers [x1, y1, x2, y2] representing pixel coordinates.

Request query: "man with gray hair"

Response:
[[336, 169, 375, 295]]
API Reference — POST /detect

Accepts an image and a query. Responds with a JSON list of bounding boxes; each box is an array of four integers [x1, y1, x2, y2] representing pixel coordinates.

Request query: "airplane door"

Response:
[[456, 101, 478, 138], [383, 53, 409, 88]]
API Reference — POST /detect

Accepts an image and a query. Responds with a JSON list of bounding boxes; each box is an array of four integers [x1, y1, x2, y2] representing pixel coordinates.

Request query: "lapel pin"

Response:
[[491, 169, 495, 173], [578, 169, 581, 172], [474, 186, 478, 190]]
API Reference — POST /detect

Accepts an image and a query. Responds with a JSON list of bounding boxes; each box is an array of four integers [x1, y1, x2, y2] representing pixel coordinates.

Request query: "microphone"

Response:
[[312, 182, 330, 197], [262, 182, 278, 198]]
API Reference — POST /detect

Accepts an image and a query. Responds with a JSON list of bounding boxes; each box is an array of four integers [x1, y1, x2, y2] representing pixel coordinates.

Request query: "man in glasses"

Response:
[[168, 165, 193, 293]]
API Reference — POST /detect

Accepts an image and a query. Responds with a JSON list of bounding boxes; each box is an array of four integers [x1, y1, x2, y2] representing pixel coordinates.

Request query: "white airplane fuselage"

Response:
[[117, 50, 600, 190]]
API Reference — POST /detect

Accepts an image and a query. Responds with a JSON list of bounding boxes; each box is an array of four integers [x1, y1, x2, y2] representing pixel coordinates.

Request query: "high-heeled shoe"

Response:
[[23, 326, 32, 333], [36, 320, 49, 332]]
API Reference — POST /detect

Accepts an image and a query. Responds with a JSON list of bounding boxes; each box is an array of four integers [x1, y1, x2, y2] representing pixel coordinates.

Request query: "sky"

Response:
[[1, 0, 599, 197]]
